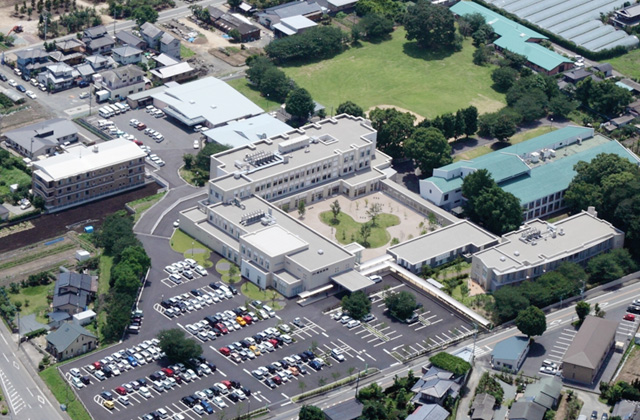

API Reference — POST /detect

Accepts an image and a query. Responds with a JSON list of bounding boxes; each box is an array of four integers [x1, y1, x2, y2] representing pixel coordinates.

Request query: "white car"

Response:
[[139, 386, 152, 398], [193, 405, 204, 415], [165, 265, 178, 274], [25, 90, 36, 99], [118, 395, 130, 405], [332, 348, 345, 362], [69, 368, 81, 377], [71, 377, 84, 389], [346, 319, 361, 329], [173, 219, 180, 228], [8, 79, 17, 87], [129, 119, 139, 127], [193, 139, 200, 149], [79, 92, 89, 99], [212, 396, 227, 408]]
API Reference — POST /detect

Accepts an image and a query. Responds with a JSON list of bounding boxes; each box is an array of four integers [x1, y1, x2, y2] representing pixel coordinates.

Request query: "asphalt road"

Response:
[[0, 321, 62, 420]]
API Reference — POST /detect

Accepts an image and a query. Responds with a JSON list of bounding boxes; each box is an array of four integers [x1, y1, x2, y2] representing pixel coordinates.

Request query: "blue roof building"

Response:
[[419, 126, 640, 221], [491, 336, 530, 372], [451, 2, 573, 75]]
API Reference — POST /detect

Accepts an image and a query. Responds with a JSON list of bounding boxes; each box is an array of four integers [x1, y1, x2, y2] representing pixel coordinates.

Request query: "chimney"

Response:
[[587, 206, 597, 217]]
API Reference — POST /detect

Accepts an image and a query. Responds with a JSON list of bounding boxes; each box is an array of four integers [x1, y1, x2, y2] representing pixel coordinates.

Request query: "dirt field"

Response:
[[616, 345, 640, 384], [0, 100, 57, 131], [0, 182, 158, 253]]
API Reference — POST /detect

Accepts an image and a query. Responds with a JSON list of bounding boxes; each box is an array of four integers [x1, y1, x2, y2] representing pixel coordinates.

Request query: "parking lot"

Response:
[[61, 235, 478, 420]]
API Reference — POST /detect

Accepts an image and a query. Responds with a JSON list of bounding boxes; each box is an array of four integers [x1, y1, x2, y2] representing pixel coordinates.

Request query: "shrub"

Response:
[[429, 352, 471, 376]]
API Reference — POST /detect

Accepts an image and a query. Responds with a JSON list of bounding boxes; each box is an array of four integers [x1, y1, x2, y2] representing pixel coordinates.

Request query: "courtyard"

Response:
[[297, 191, 440, 261]]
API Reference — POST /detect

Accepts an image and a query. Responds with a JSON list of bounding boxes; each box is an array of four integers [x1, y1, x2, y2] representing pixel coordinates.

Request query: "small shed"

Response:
[[75, 250, 90, 261], [84, 226, 94, 233], [0, 205, 9, 221], [73, 309, 96, 326]]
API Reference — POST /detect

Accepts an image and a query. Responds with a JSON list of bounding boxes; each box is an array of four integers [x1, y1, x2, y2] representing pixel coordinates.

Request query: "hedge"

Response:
[[429, 352, 471, 376], [470, 0, 632, 61]]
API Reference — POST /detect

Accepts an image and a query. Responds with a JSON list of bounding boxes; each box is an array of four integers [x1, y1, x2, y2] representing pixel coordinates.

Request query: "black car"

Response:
[[16, 84, 26, 92], [209, 386, 221, 396], [191, 393, 201, 402], [80, 375, 91, 385], [230, 380, 241, 389], [137, 378, 148, 386], [267, 364, 278, 374], [252, 334, 263, 343], [182, 396, 196, 407], [190, 289, 201, 296], [303, 350, 315, 359], [240, 340, 251, 348], [209, 282, 220, 289], [149, 372, 163, 382], [207, 362, 217, 372], [160, 300, 172, 309], [241, 386, 251, 396], [628, 305, 640, 314], [279, 359, 289, 368], [228, 392, 240, 402], [298, 352, 310, 362], [264, 378, 276, 389], [229, 285, 238, 295], [0, 74, 7, 82]]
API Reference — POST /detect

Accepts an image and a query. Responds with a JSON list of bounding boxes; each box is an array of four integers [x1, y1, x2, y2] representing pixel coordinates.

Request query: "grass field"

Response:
[[40, 367, 92, 420], [180, 44, 196, 59], [608, 49, 640, 80], [171, 230, 213, 268], [0, 166, 31, 196], [281, 28, 505, 119], [11, 283, 54, 324], [227, 79, 282, 112], [320, 211, 399, 248]]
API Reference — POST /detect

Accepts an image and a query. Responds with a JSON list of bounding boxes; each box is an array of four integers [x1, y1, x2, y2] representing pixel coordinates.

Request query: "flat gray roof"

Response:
[[388, 221, 498, 265], [203, 114, 292, 149], [473, 210, 624, 275], [242, 224, 308, 258], [332, 270, 374, 292]]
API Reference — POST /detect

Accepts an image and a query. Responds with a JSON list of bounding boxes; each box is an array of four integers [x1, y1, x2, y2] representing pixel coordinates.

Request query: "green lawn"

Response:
[[180, 44, 196, 59], [215, 259, 241, 284], [281, 28, 505, 119], [227, 78, 282, 112], [240, 282, 283, 310], [320, 211, 400, 248], [510, 126, 557, 144], [0, 166, 31, 196], [98, 255, 112, 296], [11, 284, 54, 324], [171, 230, 213, 268], [40, 367, 92, 420], [608, 49, 640, 80]]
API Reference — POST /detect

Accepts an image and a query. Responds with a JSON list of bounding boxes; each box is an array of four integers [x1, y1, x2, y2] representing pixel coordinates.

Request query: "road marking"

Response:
[[0, 334, 6, 345], [2, 354, 7, 362]]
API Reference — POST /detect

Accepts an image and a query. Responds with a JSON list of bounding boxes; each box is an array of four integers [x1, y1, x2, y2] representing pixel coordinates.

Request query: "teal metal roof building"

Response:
[[491, 336, 530, 372], [450, 2, 573, 74], [419, 126, 640, 221]]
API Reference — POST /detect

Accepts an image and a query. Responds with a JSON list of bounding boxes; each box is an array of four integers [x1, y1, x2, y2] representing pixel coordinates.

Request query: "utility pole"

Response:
[[89, 83, 93, 116], [113, 9, 116, 36], [580, 279, 586, 300], [17, 311, 20, 348], [472, 322, 478, 363], [354, 367, 361, 399]]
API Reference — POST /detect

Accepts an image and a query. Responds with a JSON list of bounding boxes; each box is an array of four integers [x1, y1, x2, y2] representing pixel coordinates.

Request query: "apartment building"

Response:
[[32, 138, 146, 212], [470, 208, 625, 291], [208, 114, 394, 212]]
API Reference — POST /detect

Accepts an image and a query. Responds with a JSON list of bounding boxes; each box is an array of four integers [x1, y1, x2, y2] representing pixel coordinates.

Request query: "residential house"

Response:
[[37, 63, 75, 92], [619, 78, 640, 95], [99, 65, 145, 100], [52, 293, 88, 315], [115, 30, 147, 49], [48, 51, 84, 66], [82, 25, 114, 55], [508, 400, 546, 420], [523, 376, 562, 410], [273, 15, 317, 37], [2, 118, 78, 159], [208, 7, 261, 42], [612, 400, 640, 420], [410, 365, 462, 406], [85, 55, 114, 73], [112, 45, 143, 65], [153, 53, 179, 67], [628, 99, 640, 117], [613, 3, 640, 28], [562, 68, 598, 84], [491, 336, 529, 372], [562, 315, 618, 384], [159, 32, 180, 60], [73, 63, 95, 82], [471, 393, 495, 420], [591, 63, 614, 78], [405, 404, 449, 420], [150, 62, 198, 84], [257, 0, 324, 28], [15, 48, 50, 76], [140, 22, 163, 48], [56, 39, 85, 54], [51, 272, 96, 314], [317, 0, 359, 13], [46, 322, 97, 360]]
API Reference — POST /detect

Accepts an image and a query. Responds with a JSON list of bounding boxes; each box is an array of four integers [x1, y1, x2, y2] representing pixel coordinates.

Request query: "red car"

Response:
[[268, 338, 279, 348], [92, 361, 102, 370], [114, 386, 127, 396], [215, 323, 229, 334], [137, 123, 147, 130], [243, 315, 253, 325], [221, 380, 232, 389], [219, 347, 230, 356], [624, 313, 636, 321], [161, 367, 174, 377], [272, 375, 282, 385]]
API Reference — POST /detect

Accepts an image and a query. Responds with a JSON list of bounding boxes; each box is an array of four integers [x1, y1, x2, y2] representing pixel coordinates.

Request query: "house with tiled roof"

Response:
[[46, 323, 97, 360]]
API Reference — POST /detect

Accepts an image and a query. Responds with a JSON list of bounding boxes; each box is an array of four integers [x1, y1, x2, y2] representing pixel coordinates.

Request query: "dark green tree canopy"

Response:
[[385, 291, 417, 320], [369, 107, 415, 159], [336, 101, 365, 118], [158, 328, 203, 363], [515, 305, 547, 338], [299, 405, 324, 420], [285, 87, 315, 121], [469, 185, 522, 235], [403, 1, 458, 51], [491, 67, 519, 92], [404, 127, 452, 177], [133, 5, 158, 26], [341, 291, 372, 320], [354, 13, 394, 41]]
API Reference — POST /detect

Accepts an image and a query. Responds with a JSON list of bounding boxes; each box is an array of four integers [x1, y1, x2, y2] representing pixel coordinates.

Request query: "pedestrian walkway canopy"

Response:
[[331, 270, 375, 293]]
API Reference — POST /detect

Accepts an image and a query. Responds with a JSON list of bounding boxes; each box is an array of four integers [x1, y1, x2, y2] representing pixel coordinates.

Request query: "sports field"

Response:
[[281, 28, 505, 119]]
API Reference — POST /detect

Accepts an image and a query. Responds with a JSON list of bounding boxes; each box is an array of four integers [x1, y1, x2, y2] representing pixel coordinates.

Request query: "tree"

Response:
[[385, 291, 417, 320], [359, 223, 372, 247], [297, 200, 306, 218], [259, 67, 295, 103], [492, 113, 517, 141], [473, 44, 491, 66], [403, 1, 458, 51], [183, 154, 195, 170], [594, 303, 606, 318], [369, 107, 415, 159], [132, 5, 158, 25], [454, 109, 466, 139], [157, 328, 203, 363], [462, 106, 478, 137], [299, 405, 324, 420], [462, 169, 496, 220], [366, 202, 383, 226], [285, 88, 315, 121], [336, 101, 364, 118], [360, 400, 389, 420], [404, 127, 452, 177], [330, 200, 341, 222], [512, 89, 548, 122], [587, 253, 625, 285], [515, 306, 546, 338], [354, 13, 394, 41], [228, 28, 241, 43], [491, 67, 519, 92], [549, 95, 578, 118], [469, 185, 522, 235], [341, 291, 371, 320], [575, 301, 590, 324], [227, 0, 241, 10]]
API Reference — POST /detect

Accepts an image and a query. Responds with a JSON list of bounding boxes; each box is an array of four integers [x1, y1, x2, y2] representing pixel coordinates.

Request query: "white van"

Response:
[[107, 104, 120, 115], [120, 102, 130, 112], [98, 107, 113, 118], [262, 305, 275, 318], [114, 103, 127, 113]]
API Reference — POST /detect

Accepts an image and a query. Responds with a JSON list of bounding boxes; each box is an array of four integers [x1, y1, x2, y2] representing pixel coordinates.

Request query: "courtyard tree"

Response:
[[341, 291, 371, 320], [297, 200, 306, 218], [336, 101, 365, 118], [157, 328, 203, 363], [299, 405, 324, 420], [285, 87, 315, 121], [385, 291, 417, 321], [183, 154, 195, 170], [403, 0, 459, 51], [515, 306, 547, 339], [471, 185, 522, 235], [575, 301, 590, 325], [330, 200, 341, 222], [404, 127, 452, 177], [228, 263, 239, 285], [462, 169, 496, 221], [359, 222, 372, 247], [366, 202, 383, 226], [462, 106, 479, 137]]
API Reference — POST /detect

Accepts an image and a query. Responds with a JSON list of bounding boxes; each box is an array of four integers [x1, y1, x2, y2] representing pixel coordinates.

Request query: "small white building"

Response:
[[75, 250, 91, 261], [72, 309, 96, 326]]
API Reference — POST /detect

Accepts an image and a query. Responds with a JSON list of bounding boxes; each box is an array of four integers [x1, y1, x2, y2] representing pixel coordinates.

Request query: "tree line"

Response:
[[94, 211, 150, 343]]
